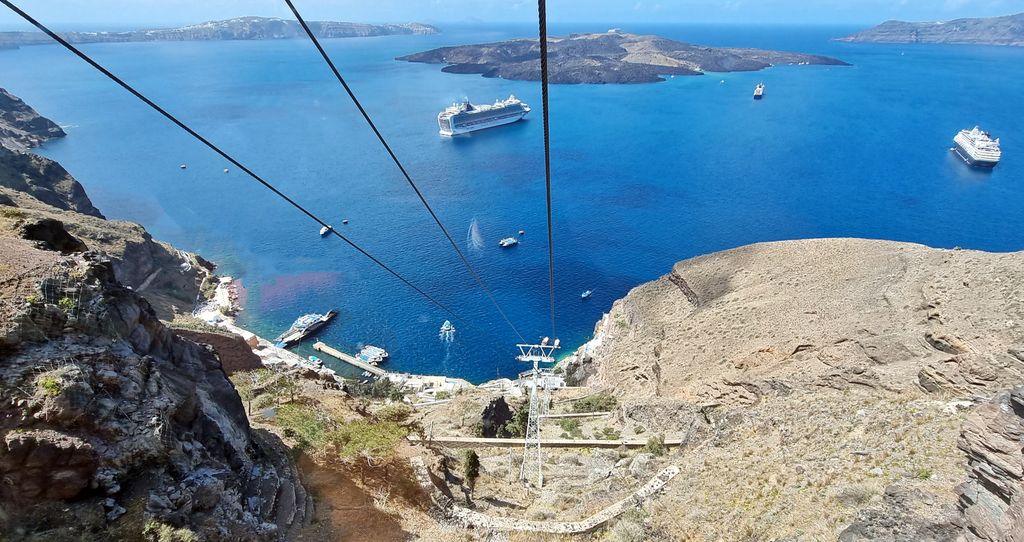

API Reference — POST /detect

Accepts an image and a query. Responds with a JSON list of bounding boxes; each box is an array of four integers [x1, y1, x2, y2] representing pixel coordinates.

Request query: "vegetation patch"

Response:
[[572, 392, 617, 413], [0, 207, 26, 219], [37, 374, 62, 397], [142, 521, 198, 542], [559, 419, 584, 439], [274, 404, 408, 462]]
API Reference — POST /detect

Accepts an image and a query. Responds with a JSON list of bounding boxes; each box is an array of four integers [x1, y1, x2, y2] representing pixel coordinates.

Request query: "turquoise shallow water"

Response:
[[1, 24, 1022, 382]]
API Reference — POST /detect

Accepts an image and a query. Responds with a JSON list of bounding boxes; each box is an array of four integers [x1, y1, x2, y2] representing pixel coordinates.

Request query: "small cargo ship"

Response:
[[953, 126, 1001, 168], [499, 237, 519, 248], [356, 345, 389, 366], [274, 310, 337, 348], [753, 83, 765, 100], [438, 95, 530, 136]]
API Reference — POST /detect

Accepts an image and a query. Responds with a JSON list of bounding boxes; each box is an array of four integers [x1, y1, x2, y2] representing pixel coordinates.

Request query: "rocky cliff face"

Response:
[[561, 238, 1024, 539], [0, 87, 102, 218], [0, 242, 309, 540], [0, 88, 211, 319]]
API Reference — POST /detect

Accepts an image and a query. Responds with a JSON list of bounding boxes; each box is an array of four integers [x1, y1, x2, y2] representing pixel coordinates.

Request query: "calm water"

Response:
[[2, 24, 1022, 382]]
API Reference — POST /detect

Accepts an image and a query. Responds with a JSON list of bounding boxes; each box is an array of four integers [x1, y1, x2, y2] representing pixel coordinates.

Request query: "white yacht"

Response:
[[953, 126, 1001, 168], [438, 95, 530, 136], [319, 225, 332, 236], [499, 237, 519, 248]]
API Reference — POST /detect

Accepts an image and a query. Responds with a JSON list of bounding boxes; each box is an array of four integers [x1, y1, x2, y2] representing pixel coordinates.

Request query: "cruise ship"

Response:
[[953, 126, 1001, 168], [437, 95, 530, 136]]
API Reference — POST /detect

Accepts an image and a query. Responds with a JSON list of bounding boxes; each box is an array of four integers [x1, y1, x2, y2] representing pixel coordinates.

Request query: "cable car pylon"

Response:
[[516, 337, 559, 487]]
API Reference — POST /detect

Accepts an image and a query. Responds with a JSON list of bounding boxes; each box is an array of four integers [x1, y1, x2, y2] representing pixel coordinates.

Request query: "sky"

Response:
[[0, 0, 1021, 29]]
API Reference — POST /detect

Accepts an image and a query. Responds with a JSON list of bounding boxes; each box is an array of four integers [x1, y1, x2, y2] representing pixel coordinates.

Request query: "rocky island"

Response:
[[397, 30, 849, 84], [0, 16, 438, 49], [838, 12, 1024, 46]]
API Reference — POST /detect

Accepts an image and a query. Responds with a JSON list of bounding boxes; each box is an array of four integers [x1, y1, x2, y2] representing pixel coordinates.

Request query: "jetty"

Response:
[[312, 341, 386, 377]]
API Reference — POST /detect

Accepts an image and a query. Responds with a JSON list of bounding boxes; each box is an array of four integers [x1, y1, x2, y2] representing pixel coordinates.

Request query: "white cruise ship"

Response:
[[437, 95, 530, 136], [953, 126, 1001, 168]]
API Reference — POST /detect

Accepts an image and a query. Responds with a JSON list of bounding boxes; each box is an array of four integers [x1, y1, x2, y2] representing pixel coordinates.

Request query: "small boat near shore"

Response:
[[356, 345, 389, 366], [499, 237, 519, 248], [274, 310, 337, 348], [307, 355, 324, 367]]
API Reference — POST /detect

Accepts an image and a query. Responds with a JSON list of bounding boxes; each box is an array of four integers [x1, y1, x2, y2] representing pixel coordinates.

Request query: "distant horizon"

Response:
[[0, 0, 1021, 31]]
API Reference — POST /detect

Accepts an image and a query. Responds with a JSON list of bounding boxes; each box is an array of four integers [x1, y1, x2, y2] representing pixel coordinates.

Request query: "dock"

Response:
[[312, 341, 386, 377]]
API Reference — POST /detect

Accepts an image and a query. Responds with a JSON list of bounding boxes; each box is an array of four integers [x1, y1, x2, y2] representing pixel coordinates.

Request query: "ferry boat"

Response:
[[499, 237, 519, 248], [274, 310, 337, 347], [753, 83, 765, 100], [953, 126, 1001, 168], [356, 345, 389, 366], [438, 95, 530, 136]]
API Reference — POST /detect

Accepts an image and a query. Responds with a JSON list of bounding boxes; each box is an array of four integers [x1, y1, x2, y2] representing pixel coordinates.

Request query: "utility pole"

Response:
[[516, 337, 559, 488]]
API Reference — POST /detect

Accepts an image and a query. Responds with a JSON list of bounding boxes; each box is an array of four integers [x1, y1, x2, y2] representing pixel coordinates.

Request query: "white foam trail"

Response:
[[467, 217, 484, 251]]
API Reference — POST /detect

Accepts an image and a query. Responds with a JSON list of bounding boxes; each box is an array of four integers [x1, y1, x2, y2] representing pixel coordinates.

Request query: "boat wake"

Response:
[[467, 218, 484, 251]]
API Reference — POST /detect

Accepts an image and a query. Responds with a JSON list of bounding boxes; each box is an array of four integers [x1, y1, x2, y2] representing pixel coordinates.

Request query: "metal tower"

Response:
[[516, 337, 559, 487]]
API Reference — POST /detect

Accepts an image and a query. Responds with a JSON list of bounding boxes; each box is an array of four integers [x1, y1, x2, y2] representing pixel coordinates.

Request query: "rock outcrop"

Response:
[[0, 87, 102, 218], [398, 31, 849, 84], [837, 13, 1024, 47], [0, 244, 310, 539], [955, 386, 1024, 540], [0, 16, 438, 48], [0, 88, 211, 319]]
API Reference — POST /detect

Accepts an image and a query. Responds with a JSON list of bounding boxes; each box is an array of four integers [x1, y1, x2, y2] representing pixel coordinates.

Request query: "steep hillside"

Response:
[[0, 88, 211, 319], [558, 238, 1024, 539], [0, 241, 310, 540]]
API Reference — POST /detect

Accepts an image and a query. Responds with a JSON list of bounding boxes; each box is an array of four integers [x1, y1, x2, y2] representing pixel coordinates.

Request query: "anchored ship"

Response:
[[274, 310, 337, 348], [953, 126, 1001, 168], [753, 83, 765, 100], [437, 95, 530, 136]]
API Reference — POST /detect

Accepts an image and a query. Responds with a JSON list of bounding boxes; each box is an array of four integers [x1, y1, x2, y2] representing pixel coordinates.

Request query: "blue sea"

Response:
[[1, 24, 1022, 383]]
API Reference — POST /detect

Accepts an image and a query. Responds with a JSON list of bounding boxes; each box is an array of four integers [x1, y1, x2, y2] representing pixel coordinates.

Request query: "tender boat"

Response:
[[356, 345, 389, 366], [307, 355, 324, 367], [753, 83, 765, 99], [581, 290, 593, 300], [319, 225, 332, 236], [499, 237, 519, 248], [439, 320, 456, 341], [953, 126, 1001, 168]]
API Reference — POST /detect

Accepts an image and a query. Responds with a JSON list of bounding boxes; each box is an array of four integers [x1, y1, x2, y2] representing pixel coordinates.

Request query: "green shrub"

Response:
[[24, 293, 40, 305], [642, 434, 667, 456], [376, 403, 413, 423], [0, 208, 25, 219], [916, 467, 932, 480], [463, 449, 480, 492], [597, 427, 621, 440], [500, 403, 529, 438], [142, 521, 197, 542], [58, 296, 75, 312], [37, 375, 62, 397], [572, 392, 617, 413], [559, 419, 583, 439], [435, 391, 451, 400], [634, 425, 647, 435]]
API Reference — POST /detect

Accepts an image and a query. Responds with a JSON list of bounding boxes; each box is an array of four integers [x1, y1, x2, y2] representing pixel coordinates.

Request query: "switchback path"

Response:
[[409, 456, 679, 534]]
